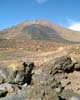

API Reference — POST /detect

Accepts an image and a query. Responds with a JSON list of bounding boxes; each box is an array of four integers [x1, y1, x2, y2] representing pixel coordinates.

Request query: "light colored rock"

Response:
[[68, 96, 80, 100], [8, 61, 24, 72], [74, 62, 80, 71], [7, 86, 15, 94], [61, 79, 71, 87]]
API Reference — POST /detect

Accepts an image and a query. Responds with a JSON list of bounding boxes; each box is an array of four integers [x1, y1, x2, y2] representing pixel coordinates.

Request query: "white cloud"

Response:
[[35, 0, 48, 4], [69, 23, 80, 31], [67, 18, 80, 31]]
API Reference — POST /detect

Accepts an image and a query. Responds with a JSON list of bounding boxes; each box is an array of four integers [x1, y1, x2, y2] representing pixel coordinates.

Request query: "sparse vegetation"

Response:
[[0, 20, 80, 100]]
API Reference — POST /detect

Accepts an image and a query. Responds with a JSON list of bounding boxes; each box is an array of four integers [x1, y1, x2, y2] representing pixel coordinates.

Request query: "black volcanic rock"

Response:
[[7, 62, 35, 85], [54, 56, 74, 73], [22, 24, 67, 42], [0, 56, 80, 100]]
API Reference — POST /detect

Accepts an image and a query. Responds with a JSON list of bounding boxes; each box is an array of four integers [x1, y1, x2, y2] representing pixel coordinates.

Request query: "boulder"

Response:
[[7, 62, 35, 85], [42, 56, 74, 77], [54, 56, 74, 73]]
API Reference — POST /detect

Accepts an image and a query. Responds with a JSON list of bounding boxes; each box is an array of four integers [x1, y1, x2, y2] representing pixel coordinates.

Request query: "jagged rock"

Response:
[[42, 56, 74, 77], [1, 57, 80, 100], [14, 71, 25, 85], [54, 56, 74, 73], [0, 62, 35, 99], [7, 62, 35, 85]]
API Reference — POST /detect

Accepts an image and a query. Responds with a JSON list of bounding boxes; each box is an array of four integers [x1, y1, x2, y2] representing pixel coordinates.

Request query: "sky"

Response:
[[0, 0, 80, 31]]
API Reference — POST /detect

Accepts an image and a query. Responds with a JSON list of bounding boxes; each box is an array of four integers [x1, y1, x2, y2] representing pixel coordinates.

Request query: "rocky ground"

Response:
[[0, 44, 80, 100]]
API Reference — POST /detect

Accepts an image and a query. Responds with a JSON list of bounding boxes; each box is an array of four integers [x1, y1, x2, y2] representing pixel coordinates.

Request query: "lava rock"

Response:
[[54, 56, 74, 73], [7, 62, 35, 85]]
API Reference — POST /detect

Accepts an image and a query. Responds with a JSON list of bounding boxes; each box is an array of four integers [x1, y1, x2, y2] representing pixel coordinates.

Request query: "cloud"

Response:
[[67, 18, 80, 31], [69, 23, 80, 31], [35, 0, 48, 4]]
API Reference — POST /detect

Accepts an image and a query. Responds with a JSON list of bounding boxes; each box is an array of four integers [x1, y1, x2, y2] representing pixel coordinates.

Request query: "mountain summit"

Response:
[[0, 20, 80, 43]]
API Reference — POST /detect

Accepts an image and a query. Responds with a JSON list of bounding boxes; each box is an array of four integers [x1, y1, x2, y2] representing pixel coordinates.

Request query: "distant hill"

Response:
[[0, 20, 80, 43]]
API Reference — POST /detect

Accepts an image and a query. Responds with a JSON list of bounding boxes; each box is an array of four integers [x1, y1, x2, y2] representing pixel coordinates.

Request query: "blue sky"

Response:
[[0, 0, 80, 31]]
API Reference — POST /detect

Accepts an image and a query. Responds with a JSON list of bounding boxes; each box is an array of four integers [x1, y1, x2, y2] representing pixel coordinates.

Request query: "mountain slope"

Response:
[[0, 20, 80, 43]]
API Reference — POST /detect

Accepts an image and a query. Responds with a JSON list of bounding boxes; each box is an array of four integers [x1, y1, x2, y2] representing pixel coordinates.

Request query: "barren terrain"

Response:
[[0, 20, 80, 100]]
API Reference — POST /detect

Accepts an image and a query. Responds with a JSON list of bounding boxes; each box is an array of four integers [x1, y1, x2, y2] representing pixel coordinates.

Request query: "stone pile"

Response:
[[0, 56, 80, 100]]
